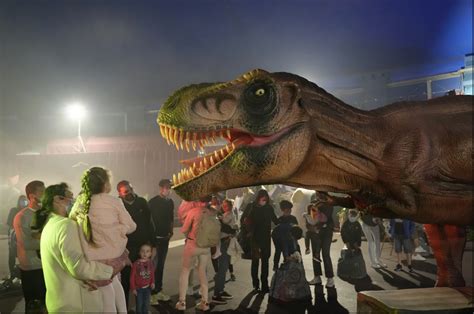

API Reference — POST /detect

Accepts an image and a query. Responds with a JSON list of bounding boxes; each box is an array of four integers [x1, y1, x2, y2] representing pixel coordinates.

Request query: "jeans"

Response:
[[251, 240, 271, 289], [20, 268, 46, 313], [214, 238, 231, 294], [121, 246, 140, 309], [8, 237, 17, 278], [153, 237, 169, 292], [136, 287, 151, 314], [308, 228, 334, 278]]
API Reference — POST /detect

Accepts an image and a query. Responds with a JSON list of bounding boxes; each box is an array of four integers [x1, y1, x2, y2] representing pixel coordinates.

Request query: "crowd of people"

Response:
[[5, 167, 432, 313]]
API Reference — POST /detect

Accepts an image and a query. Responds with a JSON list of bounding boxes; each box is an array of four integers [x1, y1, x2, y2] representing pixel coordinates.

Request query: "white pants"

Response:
[[361, 223, 382, 265], [99, 275, 127, 313], [178, 240, 210, 303]]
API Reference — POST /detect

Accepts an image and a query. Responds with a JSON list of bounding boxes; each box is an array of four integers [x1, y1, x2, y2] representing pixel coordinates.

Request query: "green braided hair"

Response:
[[32, 183, 69, 233], [71, 166, 110, 243]]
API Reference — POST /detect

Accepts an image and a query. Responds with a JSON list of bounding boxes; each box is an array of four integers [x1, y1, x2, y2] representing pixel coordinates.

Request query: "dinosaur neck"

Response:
[[290, 96, 385, 194]]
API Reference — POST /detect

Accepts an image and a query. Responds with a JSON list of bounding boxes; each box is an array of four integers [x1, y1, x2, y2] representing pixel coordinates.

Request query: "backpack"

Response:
[[196, 207, 221, 248]]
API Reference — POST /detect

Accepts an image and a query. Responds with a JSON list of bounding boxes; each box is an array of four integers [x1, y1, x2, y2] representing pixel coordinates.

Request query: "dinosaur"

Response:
[[157, 69, 473, 287]]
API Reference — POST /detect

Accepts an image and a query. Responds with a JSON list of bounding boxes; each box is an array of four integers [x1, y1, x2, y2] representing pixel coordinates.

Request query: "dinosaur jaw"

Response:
[[158, 123, 305, 199]]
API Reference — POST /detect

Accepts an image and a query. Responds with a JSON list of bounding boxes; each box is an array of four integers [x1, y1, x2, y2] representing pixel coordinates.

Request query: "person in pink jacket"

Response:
[[70, 167, 137, 313]]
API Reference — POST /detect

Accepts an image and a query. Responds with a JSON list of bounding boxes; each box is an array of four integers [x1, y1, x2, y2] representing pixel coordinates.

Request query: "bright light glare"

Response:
[[65, 102, 86, 120]]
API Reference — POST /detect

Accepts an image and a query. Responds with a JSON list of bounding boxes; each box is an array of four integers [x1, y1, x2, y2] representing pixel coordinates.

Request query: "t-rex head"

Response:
[[158, 69, 337, 200]]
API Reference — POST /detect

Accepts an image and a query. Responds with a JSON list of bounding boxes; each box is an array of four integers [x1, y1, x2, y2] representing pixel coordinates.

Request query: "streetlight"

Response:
[[65, 102, 87, 152]]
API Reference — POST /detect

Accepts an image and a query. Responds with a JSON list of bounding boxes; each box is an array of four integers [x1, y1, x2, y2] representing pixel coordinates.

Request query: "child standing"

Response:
[[273, 200, 298, 270], [130, 244, 155, 314]]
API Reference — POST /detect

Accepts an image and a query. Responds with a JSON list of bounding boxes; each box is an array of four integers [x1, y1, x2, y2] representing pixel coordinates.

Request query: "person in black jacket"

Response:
[[117, 180, 155, 309], [341, 209, 363, 250], [241, 189, 278, 293], [148, 179, 174, 303]]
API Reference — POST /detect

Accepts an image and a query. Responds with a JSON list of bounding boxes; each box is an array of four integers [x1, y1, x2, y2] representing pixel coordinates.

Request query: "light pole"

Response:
[[65, 102, 87, 153]]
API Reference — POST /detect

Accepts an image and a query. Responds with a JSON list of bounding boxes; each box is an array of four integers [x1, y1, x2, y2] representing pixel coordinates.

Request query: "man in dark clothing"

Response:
[[241, 189, 278, 293], [273, 200, 298, 270], [148, 179, 174, 303], [117, 180, 155, 309]]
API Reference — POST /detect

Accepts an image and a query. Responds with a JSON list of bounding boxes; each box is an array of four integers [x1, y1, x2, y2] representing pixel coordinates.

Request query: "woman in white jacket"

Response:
[[33, 183, 128, 313]]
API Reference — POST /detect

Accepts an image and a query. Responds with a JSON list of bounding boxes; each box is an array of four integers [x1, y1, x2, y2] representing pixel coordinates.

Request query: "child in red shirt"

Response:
[[130, 244, 155, 314]]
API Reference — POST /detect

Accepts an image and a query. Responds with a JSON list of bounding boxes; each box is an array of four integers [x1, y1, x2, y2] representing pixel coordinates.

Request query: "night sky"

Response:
[[0, 0, 472, 116]]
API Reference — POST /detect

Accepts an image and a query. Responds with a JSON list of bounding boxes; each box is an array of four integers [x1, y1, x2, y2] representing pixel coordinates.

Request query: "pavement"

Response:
[[0, 228, 472, 313]]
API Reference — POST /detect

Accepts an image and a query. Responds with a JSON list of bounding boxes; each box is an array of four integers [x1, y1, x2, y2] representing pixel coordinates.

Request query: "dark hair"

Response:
[[290, 225, 303, 240], [17, 195, 27, 208], [117, 180, 130, 191], [32, 183, 69, 233], [25, 180, 45, 199], [159, 179, 171, 188], [140, 243, 153, 250], [72, 167, 110, 243], [199, 195, 212, 203], [255, 189, 270, 203], [279, 200, 293, 210]]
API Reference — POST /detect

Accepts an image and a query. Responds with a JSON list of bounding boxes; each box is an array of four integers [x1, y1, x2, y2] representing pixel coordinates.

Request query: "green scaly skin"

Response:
[[158, 69, 473, 227]]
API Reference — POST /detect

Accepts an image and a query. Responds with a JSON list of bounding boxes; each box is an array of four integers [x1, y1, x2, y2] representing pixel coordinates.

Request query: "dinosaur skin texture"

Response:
[[158, 69, 473, 287]]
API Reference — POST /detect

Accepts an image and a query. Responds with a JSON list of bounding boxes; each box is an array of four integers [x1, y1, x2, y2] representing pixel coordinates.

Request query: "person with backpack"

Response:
[[176, 195, 220, 311], [212, 199, 238, 305]]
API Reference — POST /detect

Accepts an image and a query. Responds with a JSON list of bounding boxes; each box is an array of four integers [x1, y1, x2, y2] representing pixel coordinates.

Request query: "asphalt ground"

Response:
[[0, 229, 472, 313]]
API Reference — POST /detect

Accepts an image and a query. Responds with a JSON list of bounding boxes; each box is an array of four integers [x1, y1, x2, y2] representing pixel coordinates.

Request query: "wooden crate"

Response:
[[357, 287, 473, 314]]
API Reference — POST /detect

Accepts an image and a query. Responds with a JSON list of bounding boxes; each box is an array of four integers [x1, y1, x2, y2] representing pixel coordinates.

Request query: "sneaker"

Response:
[[219, 291, 233, 299], [211, 295, 228, 305], [230, 273, 236, 281], [253, 285, 260, 292], [309, 276, 322, 285], [196, 300, 210, 311], [150, 293, 160, 305], [175, 300, 186, 310], [412, 254, 426, 261], [408, 265, 414, 273], [394, 264, 402, 271], [261, 286, 270, 294], [326, 277, 335, 288], [415, 246, 427, 253], [378, 262, 388, 268], [156, 291, 170, 301], [371, 263, 381, 269], [305, 248, 311, 255]]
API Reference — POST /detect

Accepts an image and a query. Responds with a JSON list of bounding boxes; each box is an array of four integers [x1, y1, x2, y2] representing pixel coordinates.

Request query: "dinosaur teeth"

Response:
[[165, 126, 171, 145], [226, 129, 231, 139], [179, 129, 184, 150]]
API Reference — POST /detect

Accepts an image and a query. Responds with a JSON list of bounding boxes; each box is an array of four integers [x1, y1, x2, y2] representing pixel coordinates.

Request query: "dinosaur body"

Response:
[[158, 69, 473, 287]]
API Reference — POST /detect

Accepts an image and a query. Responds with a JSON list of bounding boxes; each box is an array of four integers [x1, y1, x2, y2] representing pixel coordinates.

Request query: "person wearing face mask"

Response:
[[338, 208, 368, 281], [70, 167, 137, 313], [148, 178, 174, 304], [117, 180, 155, 309], [13, 180, 46, 313], [32, 183, 129, 312], [6, 195, 28, 280], [341, 208, 364, 251], [241, 189, 278, 293]]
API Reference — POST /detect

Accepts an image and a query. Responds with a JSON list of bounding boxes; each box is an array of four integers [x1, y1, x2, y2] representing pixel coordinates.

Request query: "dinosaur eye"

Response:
[[242, 81, 275, 116], [255, 88, 265, 96]]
